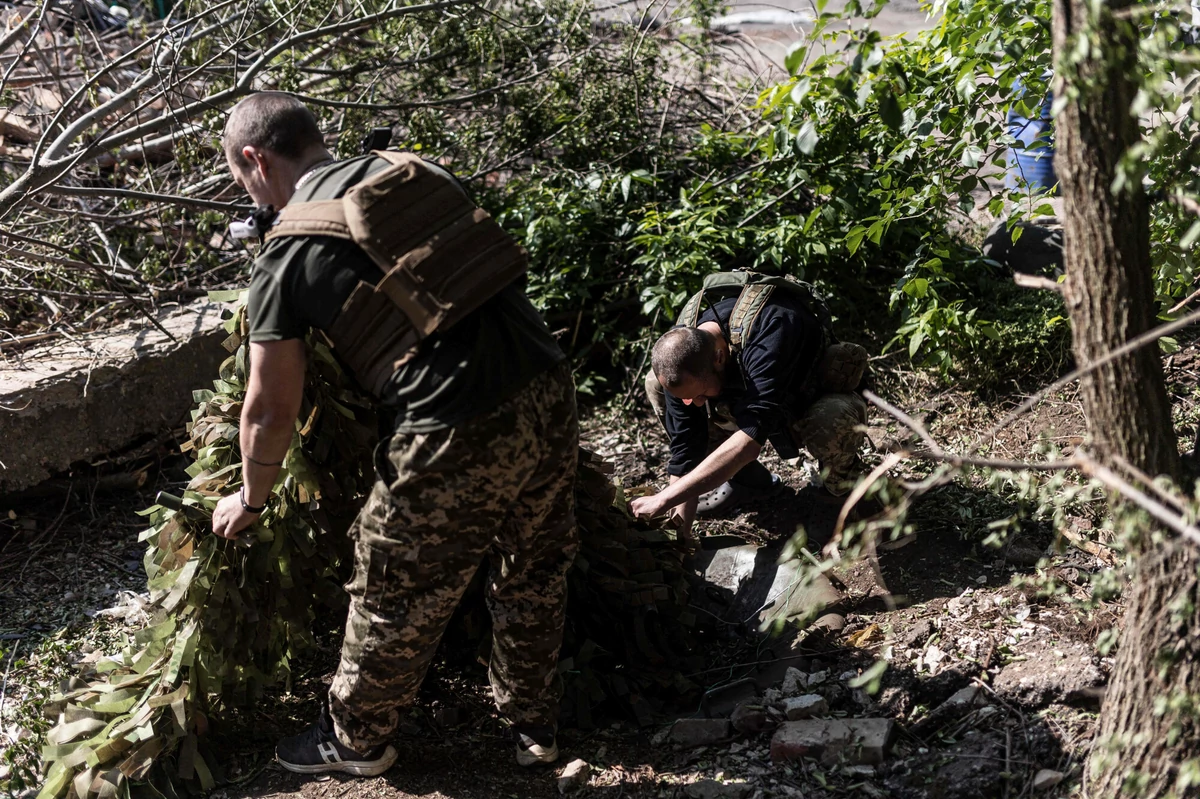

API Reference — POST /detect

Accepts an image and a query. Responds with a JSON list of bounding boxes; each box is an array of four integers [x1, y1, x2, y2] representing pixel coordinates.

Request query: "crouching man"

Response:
[[630, 272, 870, 543], [210, 92, 577, 776]]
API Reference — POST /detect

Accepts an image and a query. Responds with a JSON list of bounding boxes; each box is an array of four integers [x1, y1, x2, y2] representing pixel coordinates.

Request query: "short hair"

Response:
[[651, 327, 717, 388], [223, 92, 324, 167]]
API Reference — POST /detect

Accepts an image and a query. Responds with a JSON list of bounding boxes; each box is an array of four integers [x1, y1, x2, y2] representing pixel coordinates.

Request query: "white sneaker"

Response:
[[514, 727, 559, 766]]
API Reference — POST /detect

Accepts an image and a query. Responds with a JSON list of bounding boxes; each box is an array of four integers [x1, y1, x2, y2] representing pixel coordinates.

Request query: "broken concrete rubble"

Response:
[[782, 694, 828, 720], [770, 718, 895, 765], [557, 759, 591, 794], [691, 544, 840, 629], [730, 701, 770, 734]]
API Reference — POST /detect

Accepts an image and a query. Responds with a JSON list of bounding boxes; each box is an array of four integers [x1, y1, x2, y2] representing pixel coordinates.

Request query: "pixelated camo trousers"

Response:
[[329, 363, 580, 751]]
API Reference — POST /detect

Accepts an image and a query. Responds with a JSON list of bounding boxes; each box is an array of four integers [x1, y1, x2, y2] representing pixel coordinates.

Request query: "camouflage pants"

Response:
[[644, 370, 867, 493], [329, 363, 580, 751]]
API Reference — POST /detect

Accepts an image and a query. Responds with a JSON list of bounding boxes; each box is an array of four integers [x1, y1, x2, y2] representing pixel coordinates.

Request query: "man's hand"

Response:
[[630, 493, 668, 521], [212, 492, 260, 540]]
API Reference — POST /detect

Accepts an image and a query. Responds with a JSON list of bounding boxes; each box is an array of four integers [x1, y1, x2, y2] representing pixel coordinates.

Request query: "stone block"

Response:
[[670, 718, 732, 748], [770, 718, 894, 765], [557, 759, 591, 794], [783, 694, 829, 720], [0, 301, 229, 495]]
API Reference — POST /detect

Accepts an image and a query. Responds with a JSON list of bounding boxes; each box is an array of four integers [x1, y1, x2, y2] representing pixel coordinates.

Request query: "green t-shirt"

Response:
[[247, 155, 565, 433]]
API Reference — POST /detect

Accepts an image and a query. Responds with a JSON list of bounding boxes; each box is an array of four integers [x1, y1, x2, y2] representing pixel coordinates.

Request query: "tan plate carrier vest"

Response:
[[264, 151, 528, 398]]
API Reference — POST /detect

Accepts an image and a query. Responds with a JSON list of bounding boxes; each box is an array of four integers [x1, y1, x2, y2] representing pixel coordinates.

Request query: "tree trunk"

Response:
[[1053, 0, 1178, 480], [1085, 544, 1200, 796], [1052, 0, 1200, 794]]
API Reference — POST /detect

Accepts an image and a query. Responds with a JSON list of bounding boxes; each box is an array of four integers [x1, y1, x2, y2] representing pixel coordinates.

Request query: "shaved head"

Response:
[[223, 92, 324, 168], [651, 327, 718, 389]]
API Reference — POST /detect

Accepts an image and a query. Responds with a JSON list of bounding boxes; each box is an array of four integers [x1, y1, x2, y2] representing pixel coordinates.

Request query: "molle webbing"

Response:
[[264, 151, 528, 397], [676, 272, 832, 355]]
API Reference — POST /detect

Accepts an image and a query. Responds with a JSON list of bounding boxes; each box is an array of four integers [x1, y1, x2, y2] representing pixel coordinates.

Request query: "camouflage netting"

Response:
[[38, 303, 705, 798]]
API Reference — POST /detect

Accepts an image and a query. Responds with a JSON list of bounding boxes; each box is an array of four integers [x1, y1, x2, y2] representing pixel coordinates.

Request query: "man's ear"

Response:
[[712, 334, 727, 372], [243, 145, 268, 176]]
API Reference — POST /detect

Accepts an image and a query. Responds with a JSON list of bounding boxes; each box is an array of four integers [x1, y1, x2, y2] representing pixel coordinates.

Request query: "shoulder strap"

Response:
[[264, 199, 351, 242], [677, 289, 707, 328], [727, 283, 775, 353]]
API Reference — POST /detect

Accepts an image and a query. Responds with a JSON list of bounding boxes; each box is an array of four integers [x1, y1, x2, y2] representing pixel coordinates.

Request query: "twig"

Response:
[[1074, 451, 1200, 548], [969, 305, 1200, 456], [1168, 284, 1200, 315], [43, 185, 251, 213], [0, 638, 20, 739]]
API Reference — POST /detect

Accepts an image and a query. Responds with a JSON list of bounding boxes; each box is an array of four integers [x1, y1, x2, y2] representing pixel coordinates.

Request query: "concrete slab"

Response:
[[691, 543, 841, 630], [0, 301, 230, 494], [770, 718, 895, 765]]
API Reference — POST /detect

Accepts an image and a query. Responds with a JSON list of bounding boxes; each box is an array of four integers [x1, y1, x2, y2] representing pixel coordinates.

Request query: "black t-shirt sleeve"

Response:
[[247, 253, 306, 342], [247, 237, 381, 343], [664, 392, 709, 476]]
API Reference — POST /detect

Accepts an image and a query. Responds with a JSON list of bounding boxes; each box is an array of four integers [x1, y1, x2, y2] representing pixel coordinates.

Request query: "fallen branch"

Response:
[[1013, 272, 1063, 292]]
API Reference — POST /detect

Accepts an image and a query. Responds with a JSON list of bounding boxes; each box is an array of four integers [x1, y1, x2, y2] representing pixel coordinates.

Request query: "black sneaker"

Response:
[[276, 707, 397, 776], [514, 725, 559, 766]]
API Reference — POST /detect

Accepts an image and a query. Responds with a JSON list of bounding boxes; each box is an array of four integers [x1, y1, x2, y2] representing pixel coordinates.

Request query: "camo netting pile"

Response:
[[38, 304, 707, 798]]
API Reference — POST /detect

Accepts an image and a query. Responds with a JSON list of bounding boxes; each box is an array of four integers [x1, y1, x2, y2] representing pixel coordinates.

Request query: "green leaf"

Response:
[[961, 144, 983, 168], [845, 226, 868, 254], [785, 44, 808, 76], [879, 91, 902, 132], [794, 120, 820, 155]]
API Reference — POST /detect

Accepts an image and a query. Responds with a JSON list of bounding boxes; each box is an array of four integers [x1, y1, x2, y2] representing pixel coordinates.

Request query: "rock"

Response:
[[912, 685, 988, 733], [780, 667, 808, 696], [993, 639, 1105, 706], [691, 544, 841, 627], [943, 685, 985, 710], [731, 701, 770, 734], [807, 669, 829, 687], [557, 759, 591, 794], [903, 619, 933, 648], [0, 301, 229, 494], [670, 718, 732, 748], [702, 678, 758, 718], [783, 695, 828, 720], [1032, 769, 1065, 791], [810, 612, 847, 634], [770, 718, 895, 765], [684, 780, 752, 799]]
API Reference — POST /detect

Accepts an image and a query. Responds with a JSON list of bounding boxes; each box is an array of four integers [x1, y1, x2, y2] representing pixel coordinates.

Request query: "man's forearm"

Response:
[[658, 431, 762, 508], [239, 415, 293, 507]]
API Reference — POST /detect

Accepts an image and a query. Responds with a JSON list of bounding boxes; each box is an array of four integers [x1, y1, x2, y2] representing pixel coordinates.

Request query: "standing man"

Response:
[[630, 273, 870, 543], [210, 92, 577, 777]]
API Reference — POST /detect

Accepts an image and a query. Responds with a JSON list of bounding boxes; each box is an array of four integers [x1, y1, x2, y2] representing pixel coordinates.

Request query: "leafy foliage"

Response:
[[36, 306, 375, 798]]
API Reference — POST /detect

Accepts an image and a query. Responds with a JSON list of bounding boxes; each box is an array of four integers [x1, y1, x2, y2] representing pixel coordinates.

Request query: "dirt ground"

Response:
[[6, 344, 1200, 799]]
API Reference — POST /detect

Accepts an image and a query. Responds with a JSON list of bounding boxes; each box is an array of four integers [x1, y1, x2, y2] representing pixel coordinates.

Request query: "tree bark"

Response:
[[1053, 0, 1178, 481], [1086, 545, 1200, 796], [1053, 0, 1200, 794]]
